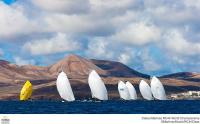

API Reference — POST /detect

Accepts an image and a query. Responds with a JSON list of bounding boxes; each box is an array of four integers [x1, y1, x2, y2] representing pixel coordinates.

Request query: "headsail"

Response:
[[20, 80, 32, 101], [56, 71, 75, 101], [88, 70, 108, 100], [139, 80, 153, 100], [125, 81, 137, 100], [118, 81, 130, 100], [151, 76, 167, 100]]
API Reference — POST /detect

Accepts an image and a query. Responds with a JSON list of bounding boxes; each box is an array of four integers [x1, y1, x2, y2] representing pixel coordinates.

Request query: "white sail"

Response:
[[56, 71, 75, 101], [139, 80, 153, 100], [88, 70, 108, 100], [125, 81, 137, 100], [118, 81, 130, 100], [151, 76, 167, 100]]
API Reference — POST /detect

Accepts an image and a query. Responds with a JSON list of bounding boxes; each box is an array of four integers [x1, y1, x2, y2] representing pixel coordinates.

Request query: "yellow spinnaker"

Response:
[[20, 80, 32, 101]]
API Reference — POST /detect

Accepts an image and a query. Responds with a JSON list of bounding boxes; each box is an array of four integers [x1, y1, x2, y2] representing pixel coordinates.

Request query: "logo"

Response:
[[1, 116, 10, 124]]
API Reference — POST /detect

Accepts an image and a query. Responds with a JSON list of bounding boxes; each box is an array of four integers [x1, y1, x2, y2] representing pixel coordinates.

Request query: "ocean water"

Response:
[[0, 100, 199, 114]]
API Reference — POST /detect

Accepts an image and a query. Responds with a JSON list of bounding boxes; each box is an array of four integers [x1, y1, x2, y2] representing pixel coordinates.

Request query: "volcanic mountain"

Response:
[[0, 54, 199, 100]]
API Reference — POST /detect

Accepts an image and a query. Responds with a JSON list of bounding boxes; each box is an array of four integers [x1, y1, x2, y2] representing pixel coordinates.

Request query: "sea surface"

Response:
[[0, 100, 199, 114]]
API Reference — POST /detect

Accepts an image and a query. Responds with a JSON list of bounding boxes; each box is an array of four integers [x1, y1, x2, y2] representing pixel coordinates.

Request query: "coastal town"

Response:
[[170, 91, 200, 100]]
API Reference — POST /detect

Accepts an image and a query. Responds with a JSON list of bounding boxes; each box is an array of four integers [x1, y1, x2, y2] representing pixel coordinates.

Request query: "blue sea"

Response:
[[0, 100, 199, 114]]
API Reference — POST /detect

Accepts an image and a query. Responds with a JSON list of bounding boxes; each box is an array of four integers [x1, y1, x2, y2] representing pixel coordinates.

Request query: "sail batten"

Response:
[[139, 80, 153, 100], [56, 71, 75, 101], [125, 81, 137, 100], [118, 81, 130, 100], [88, 70, 108, 100], [151, 76, 167, 100]]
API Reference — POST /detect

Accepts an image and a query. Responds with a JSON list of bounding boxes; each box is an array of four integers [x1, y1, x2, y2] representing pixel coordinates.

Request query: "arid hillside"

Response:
[[0, 54, 199, 100]]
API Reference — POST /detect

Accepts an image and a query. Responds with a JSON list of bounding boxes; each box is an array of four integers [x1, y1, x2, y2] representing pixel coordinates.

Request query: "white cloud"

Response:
[[86, 37, 114, 59], [146, 2, 200, 25], [1, 0, 200, 74], [183, 0, 200, 9], [23, 33, 81, 55], [45, 14, 92, 34], [143, 60, 161, 72], [141, 49, 161, 72], [0, 2, 38, 39], [31, 0, 90, 14], [163, 30, 200, 56], [112, 22, 161, 46], [14, 56, 36, 65], [90, 0, 133, 7], [118, 53, 131, 64]]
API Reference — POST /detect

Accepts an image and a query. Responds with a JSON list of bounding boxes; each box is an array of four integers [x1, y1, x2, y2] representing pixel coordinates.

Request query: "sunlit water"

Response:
[[0, 100, 199, 114]]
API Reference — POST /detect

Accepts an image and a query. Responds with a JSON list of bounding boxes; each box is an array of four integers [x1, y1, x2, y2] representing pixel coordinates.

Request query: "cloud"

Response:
[[0, 2, 39, 39], [23, 33, 81, 55], [117, 48, 136, 65], [163, 30, 200, 56], [112, 22, 161, 46], [118, 53, 131, 64], [86, 37, 114, 59], [183, 0, 200, 9], [14, 56, 36, 65], [140, 49, 161, 72], [31, 0, 90, 14], [90, 0, 135, 8], [1, 0, 200, 75]]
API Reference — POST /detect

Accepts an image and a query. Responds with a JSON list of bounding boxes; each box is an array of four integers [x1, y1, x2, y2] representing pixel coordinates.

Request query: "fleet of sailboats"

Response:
[[88, 70, 108, 100], [18, 69, 167, 101]]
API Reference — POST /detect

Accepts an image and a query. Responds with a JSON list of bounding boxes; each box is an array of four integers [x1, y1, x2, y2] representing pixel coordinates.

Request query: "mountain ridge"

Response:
[[0, 54, 199, 100]]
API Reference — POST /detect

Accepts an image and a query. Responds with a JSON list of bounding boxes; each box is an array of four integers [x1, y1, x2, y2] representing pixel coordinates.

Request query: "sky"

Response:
[[0, 0, 200, 76]]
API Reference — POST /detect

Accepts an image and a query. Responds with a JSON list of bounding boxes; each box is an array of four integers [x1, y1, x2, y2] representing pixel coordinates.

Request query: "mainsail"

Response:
[[118, 81, 130, 100], [139, 80, 153, 100], [56, 71, 75, 101], [151, 76, 167, 100], [125, 81, 137, 100], [88, 70, 108, 100], [20, 80, 32, 101]]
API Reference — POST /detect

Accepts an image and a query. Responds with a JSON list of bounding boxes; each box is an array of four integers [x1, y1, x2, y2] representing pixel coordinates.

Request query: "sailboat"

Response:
[[88, 70, 108, 100], [56, 71, 75, 101], [139, 80, 153, 100], [118, 81, 130, 100], [151, 76, 167, 100], [125, 81, 137, 100], [20, 80, 32, 101]]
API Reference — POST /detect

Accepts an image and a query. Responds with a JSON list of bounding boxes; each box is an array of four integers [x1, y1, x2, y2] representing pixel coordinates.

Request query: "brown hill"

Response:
[[91, 59, 149, 78], [48, 54, 108, 78], [161, 72, 200, 82], [0, 54, 199, 100]]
